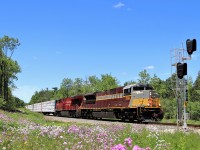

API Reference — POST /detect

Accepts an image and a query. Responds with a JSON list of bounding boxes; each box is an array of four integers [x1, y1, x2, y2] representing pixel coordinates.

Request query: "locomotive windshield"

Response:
[[123, 84, 154, 96], [124, 88, 131, 96], [132, 84, 153, 90]]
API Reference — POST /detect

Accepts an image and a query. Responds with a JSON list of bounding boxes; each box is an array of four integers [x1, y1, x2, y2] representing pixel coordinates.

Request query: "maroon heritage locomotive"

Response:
[[26, 84, 163, 122]]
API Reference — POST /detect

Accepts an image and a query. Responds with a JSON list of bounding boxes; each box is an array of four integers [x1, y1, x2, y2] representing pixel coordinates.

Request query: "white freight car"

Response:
[[26, 100, 56, 115], [41, 100, 56, 114], [27, 104, 34, 111]]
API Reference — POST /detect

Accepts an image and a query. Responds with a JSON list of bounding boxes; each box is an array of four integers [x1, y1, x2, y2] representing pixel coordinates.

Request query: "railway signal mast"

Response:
[[171, 39, 197, 129]]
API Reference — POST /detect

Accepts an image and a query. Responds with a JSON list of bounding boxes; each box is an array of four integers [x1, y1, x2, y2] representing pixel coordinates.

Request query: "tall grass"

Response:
[[0, 109, 199, 150]]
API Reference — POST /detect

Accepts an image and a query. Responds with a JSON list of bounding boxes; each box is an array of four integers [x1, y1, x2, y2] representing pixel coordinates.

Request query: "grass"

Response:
[[0, 109, 200, 150]]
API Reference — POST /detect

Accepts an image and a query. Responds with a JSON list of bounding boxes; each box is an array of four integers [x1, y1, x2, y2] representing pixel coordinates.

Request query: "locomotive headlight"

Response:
[[159, 104, 161, 107], [149, 92, 152, 96]]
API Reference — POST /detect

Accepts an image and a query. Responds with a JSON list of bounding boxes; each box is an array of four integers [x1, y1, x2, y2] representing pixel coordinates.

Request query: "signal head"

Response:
[[186, 39, 196, 55], [177, 62, 187, 79]]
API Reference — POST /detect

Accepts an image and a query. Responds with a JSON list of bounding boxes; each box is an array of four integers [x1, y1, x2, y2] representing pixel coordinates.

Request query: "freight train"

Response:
[[26, 84, 164, 122]]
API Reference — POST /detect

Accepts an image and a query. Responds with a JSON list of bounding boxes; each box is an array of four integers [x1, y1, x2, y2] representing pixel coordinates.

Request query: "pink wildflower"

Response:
[[111, 144, 126, 150], [124, 137, 132, 147], [132, 145, 151, 150]]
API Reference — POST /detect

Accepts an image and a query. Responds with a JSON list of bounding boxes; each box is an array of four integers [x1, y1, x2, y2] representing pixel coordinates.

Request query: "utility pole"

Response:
[[171, 39, 197, 130]]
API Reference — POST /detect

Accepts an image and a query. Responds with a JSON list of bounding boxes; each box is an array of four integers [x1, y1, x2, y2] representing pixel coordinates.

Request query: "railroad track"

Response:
[[45, 115, 200, 129], [148, 122, 200, 129]]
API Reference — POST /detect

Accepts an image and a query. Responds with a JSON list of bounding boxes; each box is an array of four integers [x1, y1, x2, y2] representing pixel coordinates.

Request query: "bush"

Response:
[[0, 97, 6, 108]]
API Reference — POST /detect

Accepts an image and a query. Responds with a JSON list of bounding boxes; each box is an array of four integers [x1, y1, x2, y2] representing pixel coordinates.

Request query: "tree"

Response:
[[0, 35, 21, 109], [59, 78, 73, 97], [29, 89, 54, 104], [14, 97, 25, 108], [88, 75, 101, 92], [161, 98, 177, 119], [190, 71, 200, 102], [99, 74, 119, 91], [188, 101, 200, 120], [72, 78, 84, 95], [150, 74, 169, 98], [138, 69, 150, 84]]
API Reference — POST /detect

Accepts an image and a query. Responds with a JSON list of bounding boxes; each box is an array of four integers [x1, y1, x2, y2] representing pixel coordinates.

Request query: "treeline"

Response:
[[30, 70, 200, 120], [30, 74, 119, 104], [0, 35, 25, 110]]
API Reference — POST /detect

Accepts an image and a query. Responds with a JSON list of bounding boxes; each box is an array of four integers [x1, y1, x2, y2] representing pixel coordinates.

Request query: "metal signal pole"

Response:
[[170, 39, 197, 130], [171, 48, 185, 126]]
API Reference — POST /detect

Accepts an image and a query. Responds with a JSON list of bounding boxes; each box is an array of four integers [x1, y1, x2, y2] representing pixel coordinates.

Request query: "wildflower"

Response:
[[63, 142, 67, 145], [67, 125, 80, 134], [2, 147, 6, 150], [124, 137, 132, 147], [60, 136, 63, 139], [111, 144, 126, 150], [132, 145, 151, 150], [78, 141, 82, 145]]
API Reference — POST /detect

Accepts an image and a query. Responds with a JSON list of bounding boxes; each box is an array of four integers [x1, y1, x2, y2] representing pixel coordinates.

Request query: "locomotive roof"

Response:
[[72, 95, 84, 99], [84, 92, 96, 96], [123, 83, 153, 89]]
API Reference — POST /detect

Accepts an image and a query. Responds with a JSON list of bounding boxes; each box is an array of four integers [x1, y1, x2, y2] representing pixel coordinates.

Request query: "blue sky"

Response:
[[0, 0, 199, 103]]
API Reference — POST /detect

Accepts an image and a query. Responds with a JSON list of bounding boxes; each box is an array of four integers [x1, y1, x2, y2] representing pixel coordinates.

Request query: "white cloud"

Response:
[[113, 2, 125, 8], [145, 65, 155, 70], [13, 85, 39, 103]]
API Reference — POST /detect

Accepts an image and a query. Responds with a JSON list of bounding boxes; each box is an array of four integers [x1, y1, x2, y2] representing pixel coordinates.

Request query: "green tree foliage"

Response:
[[72, 78, 84, 95], [161, 98, 177, 119], [150, 74, 164, 96], [59, 78, 73, 98], [99, 74, 119, 91], [87, 75, 101, 92], [29, 89, 55, 104], [14, 97, 25, 108], [138, 69, 150, 84], [163, 74, 176, 99], [190, 71, 200, 102], [30, 74, 119, 103], [0, 35, 21, 110], [187, 72, 200, 120], [188, 101, 200, 120]]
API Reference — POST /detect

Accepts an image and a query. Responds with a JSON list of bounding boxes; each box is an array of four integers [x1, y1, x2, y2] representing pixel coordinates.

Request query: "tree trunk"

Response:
[[3, 60, 9, 101], [4, 75, 8, 101], [0, 59, 4, 98]]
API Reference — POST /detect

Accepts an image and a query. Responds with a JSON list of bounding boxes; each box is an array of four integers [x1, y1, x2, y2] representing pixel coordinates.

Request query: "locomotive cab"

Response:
[[123, 83, 163, 121], [123, 84, 161, 108]]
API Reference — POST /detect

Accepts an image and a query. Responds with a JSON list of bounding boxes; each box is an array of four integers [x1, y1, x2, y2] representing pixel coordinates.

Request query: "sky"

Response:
[[0, 0, 199, 103]]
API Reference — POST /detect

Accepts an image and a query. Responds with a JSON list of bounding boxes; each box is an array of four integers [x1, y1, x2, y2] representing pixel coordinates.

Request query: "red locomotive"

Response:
[[56, 95, 83, 117], [26, 83, 164, 122]]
